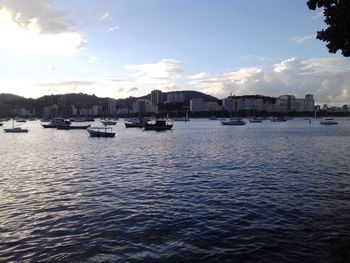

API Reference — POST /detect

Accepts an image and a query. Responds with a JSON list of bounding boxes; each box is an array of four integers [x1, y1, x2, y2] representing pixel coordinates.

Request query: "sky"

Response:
[[0, 0, 349, 105]]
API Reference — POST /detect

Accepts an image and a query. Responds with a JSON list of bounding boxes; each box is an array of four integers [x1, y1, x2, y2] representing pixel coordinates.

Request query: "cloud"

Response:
[[125, 59, 183, 81], [39, 80, 96, 86], [98, 12, 110, 22], [290, 35, 315, 44], [107, 26, 119, 32], [188, 57, 350, 105], [0, 1, 84, 55], [129, 87, 138, 92], [188, 72, 208, 79]]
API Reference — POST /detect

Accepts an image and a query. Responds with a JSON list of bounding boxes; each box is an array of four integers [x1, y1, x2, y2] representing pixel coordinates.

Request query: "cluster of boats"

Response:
[[0, 115, 340, 135]]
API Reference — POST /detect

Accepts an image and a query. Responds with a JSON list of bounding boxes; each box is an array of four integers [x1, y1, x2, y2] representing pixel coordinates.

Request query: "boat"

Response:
[[208, 116, 218, 120], [41, 118, 70, 128], [320, 118, 338, 125], [15, 118, 27, 123], [3, 119, 28, 133], [124, 118, 145, 128], [249, 117, 262, 123], [101, 119, 117, 126], [87, 127, 115, 137], [144, 119, 173, 131], [221, 118, 246, 125], [270, 117, 287, 122], [174, 111, 190, 122]]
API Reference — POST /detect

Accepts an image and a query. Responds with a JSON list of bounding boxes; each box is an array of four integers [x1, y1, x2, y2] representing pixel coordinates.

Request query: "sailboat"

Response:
[[3, 119, 29, 133], [320, 106, 337, 125]]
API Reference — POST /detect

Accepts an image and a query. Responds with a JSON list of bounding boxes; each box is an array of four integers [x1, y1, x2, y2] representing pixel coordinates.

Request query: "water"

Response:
[[1, 118, 350, 262]]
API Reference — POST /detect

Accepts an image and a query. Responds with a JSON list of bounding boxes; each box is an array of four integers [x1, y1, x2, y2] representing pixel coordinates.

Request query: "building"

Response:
[[190, 98, 208, 112], [92, 105, 103, 116], [166, 92, 185, 104], [150, 90, 163, 105], [132, 99, 158, 113], [304, 94, 315, 112], [108, 98, 117, 115], [276, 94, 314, 112], [222, 98, 234, 112], [43, 104, 58, 118]]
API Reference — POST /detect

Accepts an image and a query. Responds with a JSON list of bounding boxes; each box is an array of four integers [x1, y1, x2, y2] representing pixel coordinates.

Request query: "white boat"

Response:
[[221, 118, 246, 125], [87, 127, 115, 137], [320, 118, 338, 125], [3, 119, 28, 133]]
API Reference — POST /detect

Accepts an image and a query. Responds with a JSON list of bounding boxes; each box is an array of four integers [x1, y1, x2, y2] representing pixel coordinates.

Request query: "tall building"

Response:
[[304, 94, 315, 112], [190, 98, 208, 112], [132, 99, 158, 113], [108, 98, 117, 115], [166, 92, 185, 104], [150, 90, 163, 105]]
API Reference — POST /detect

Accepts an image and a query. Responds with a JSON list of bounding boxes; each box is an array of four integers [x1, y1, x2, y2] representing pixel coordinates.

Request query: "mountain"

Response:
[[0, 90, 219, 117], [0, 93, 25, 103]]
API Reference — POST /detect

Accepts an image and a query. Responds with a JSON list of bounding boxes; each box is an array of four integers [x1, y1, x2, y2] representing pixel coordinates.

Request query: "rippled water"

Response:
[[1, 118, 350, 262]]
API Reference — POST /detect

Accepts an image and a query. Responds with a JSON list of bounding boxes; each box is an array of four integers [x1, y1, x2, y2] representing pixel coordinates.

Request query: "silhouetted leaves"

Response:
[[307, 0, 350, 57]]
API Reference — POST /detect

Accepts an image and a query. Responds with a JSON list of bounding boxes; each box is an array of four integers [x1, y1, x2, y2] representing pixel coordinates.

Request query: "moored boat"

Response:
[[221, 118, 246, 126], [3, 119, 28, 133], [87, 127, 115, 137], [249, 117, 262, 123], [101, 119, 117, 126], [320, 118, 338, 125], [144, 119, 173, 131], [124, 118, 145, 128]]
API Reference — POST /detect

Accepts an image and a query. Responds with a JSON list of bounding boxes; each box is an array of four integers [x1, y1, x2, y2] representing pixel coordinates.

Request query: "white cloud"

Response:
[[107, 25, 119, 32], [188, 57, 350, 105], [0, 1, 84, 56], [290, 34, 315, 44], [125, 59, 182, 81], [188, 72, 208, 79], [98, 12, 110, 22]]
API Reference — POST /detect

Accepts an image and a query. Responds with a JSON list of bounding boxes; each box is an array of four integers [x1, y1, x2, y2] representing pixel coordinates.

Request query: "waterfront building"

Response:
[[92, 105, 103, 116], [222, 97, 234, 113], [150, 90, 163, 105], [43, 104, 58, 118], [276, 94, 315, 113], [190, 98, 208, 112], [165, 92, 185, 104], [132, 99, 158, 113], [108, 98, 117, 115]]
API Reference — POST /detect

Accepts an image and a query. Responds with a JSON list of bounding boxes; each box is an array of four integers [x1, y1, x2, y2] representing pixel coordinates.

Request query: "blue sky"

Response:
[[0, 0, 349, 105]]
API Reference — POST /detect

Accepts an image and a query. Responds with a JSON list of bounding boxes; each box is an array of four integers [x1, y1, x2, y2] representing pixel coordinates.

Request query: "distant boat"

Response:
[[208, 116, 218, 120], [221, 118, 246, 126], [15, 118, 27, 123], [3, 119, 28, 133], [87, 127, 115, 137], [249, 117, 262, 123], [320, 118, 338, 125], [271, 117, 287, 122], [42, 118, 70, 128], [144, 119, 173, 131], [101, 119, 117, 126], [124, 118, 145, 128]]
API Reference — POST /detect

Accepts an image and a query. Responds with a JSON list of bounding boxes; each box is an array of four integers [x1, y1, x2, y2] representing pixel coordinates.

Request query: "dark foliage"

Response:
[[307, 0, 350, 57]]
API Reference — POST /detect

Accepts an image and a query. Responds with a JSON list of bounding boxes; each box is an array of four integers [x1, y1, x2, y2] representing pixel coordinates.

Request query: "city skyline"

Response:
[[1, 0, 350, 105]]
